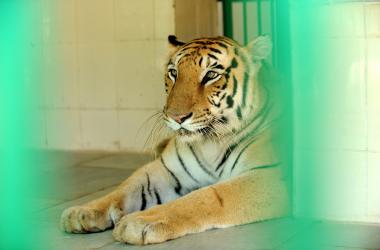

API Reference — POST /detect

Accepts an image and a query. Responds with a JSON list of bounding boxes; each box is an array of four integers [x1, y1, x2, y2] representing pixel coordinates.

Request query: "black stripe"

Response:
[[219, 92, 227, 102], [219, 116, 228, 124], [247, 163, 281, 171], [154, 188, 162, 205], [215, 143, 238, 171], [140, 185, 147, 211], [210, 61, 218, 67], [231, 57, 238, 68], [175, 141, 199, 183], [232, 75, 238, 97], [160, 157, 182, 195], [214, 64, 225, 70], [207, 97, 216, 106], [233, 92, 272, 148], [210, 47, 222, 54], [242, 72, 249, 108], [230, 138, 258, 173], [221, 83, 227, 90], [146, 173, 152, 196], [191, 41, 207, 45], [201, 76, 209, 85], [188, 144, 215, 178], [226, 103, 272, 177], [199, 57, 203, 66], [234, 47, 240, 56], [236, 106, 242, 120], [215, 42, 228, 49], [226, 95, 234, 108], [224, 58, 238, 82], [208, 53, 218, 60]]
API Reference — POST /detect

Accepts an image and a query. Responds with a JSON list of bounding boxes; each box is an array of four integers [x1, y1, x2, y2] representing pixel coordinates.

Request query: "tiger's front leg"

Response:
[[113, 168, 289, 245], [60, 157, 199, 233]]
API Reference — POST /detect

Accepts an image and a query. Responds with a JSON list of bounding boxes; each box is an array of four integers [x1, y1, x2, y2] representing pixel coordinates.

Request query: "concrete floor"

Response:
[[30, 151, 380, 250]]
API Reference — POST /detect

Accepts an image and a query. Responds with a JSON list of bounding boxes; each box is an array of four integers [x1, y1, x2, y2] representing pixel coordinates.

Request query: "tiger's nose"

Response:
[[168, 112, 193, 124]]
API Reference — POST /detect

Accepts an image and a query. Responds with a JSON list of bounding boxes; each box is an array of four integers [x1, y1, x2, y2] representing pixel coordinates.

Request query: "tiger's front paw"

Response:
[[60, 206, 112, 233], [112, 210, 178, 245]]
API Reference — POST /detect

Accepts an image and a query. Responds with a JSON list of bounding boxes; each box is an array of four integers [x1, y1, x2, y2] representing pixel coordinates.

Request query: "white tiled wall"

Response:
[[291, 2, 380, 222], [34, 0, 174, 151]]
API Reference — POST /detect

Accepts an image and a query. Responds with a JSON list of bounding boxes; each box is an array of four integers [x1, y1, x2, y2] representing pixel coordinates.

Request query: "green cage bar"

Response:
[[222, 0, 294, 211]]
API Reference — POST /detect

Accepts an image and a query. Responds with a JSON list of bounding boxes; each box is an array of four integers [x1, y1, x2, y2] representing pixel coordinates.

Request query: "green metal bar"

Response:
[[223, 0, 233, 38], [270, 0, 277, 66], [242, 0, 248, 44], [274, 0, 293, 210], [257, 0, 262, 35]]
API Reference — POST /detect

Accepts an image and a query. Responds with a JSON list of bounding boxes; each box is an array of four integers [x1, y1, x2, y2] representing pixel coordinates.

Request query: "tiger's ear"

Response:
[[246, 35, 272, 60], [168, 35, 185, 50]]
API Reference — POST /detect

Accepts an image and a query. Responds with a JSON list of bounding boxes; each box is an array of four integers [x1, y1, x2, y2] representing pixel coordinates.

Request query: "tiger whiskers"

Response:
[[142, 111, 172, 152]]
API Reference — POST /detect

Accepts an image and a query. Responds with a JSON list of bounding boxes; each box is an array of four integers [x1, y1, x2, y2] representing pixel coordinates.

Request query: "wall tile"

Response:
[[115, 41, 165, 109], [119, 109, 166, 151], [324, 112, 367, 151], [317, 3, 365, 38], [41, 0, 76, 44], [154, 0, 174, 39], [27, 0, 43, 44], [154, 39, 170, 87], [81, 110, 119, 150], [368, 152, 380, 221], [293, 38, 366, 151], [319, 38, 366, 113], [78, 43, 117, 108], [368, 39, 380, 111], [367, 38, 380, 152], [368, 109, 380, 153], [29, 109, 47, 148], [365, 3, 380, 37], [22, 43, 45, 108], [76, 0, 114, 42], [45, 109, 82, 149], [114, 0, 154, 41], [43, 44, 79, 108]]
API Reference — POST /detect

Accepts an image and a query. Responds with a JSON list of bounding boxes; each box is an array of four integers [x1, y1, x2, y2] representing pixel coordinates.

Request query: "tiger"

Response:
[[60, 35, 290, 245]]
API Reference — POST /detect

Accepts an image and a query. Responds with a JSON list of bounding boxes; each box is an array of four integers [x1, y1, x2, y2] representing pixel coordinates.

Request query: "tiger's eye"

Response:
[[206, 71, 218, 79], [169, 69, 177, 78]]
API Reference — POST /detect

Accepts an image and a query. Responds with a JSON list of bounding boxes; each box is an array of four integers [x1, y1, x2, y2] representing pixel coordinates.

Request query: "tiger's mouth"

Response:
[[171, 115, 230, 139], [178, 128, 193, 136], [177, 126, 214, 137]]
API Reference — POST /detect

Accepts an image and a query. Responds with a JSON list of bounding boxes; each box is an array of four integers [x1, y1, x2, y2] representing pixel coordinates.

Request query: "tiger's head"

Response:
[[163, 35, 272, 142]]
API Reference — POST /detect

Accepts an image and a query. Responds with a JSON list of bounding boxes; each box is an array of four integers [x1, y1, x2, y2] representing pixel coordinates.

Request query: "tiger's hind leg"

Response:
[[112, 168, 289, 245]]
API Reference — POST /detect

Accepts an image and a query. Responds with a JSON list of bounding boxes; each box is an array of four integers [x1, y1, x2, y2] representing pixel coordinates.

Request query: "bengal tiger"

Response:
[[60, 35, 290, 245]]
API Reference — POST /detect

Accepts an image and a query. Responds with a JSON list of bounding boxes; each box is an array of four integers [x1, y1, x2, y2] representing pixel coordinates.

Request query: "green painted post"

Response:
[[223, 0, 233, 38], [257, 0, 262, 35], [270, 0, 277, 66], [242, 0, 248, 44]]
